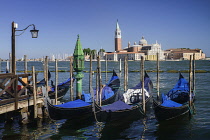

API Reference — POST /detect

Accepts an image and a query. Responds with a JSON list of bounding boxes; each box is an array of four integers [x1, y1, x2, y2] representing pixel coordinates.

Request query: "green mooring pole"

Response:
[[73, 35, 84, 99]]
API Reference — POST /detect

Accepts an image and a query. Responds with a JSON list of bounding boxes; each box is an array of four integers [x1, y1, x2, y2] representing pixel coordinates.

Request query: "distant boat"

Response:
[[36, 70, 51, 87], [48, 77, 74, 99]]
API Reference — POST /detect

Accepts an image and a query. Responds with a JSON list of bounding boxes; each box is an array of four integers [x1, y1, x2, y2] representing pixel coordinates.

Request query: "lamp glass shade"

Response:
[[30, 30, 39, 38]]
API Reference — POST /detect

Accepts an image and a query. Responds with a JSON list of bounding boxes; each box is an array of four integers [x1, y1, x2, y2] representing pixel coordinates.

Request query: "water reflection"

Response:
[[0, 60, 210, 139], [155, 114, 193, 140]]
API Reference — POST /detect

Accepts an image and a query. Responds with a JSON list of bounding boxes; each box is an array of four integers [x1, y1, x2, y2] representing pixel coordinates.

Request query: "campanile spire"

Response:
[[115, 20, 122, 51]]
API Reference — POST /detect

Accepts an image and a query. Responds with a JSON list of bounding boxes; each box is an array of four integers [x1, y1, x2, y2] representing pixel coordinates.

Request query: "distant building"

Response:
[[165, 48, 206, 60], [105, 20, 165, 61], [106, 52, 145, 61], [129, 38, 165, 60]]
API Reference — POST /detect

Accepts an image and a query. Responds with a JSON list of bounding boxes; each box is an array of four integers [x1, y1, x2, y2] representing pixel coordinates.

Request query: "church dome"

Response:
[[139, 36, 147, 45]]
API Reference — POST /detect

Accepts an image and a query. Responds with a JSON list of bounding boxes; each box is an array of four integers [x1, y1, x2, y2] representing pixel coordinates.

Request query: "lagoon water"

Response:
[[0, 60, 210, 139]]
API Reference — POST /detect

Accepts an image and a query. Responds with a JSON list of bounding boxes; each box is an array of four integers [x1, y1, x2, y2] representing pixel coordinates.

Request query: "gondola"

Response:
[[47, 78, 74, 99], [153, 73, 194, 122], [37, 70, 51, 87], [45, 70, 120, 120], [36, 70, 74, 99], [96, 71, 153, 123]]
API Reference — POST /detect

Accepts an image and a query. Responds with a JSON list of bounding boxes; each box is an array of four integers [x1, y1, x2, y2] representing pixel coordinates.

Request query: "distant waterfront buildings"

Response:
[[106, 20, 165, 61], [164, 48, 205, 60], [49, 53, 72, 61], [105, 20, 206, 61]]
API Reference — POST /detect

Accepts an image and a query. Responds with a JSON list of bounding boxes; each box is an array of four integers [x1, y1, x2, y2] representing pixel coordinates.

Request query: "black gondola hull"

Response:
[[97, 97, 151, 123], [46, 92, 118, 120], [48, 87, 69, 99], [47, 100, 94, 120], [153, 99, 190, 122]]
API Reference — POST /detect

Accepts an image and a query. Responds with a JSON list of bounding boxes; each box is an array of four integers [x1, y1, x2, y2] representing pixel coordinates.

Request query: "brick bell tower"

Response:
[[115, 20, 122, 51]]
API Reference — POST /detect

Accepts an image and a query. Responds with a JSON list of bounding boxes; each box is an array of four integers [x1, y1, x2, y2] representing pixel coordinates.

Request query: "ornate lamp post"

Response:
[[11, 21, 39, 74], [73, 35, 84, 99]]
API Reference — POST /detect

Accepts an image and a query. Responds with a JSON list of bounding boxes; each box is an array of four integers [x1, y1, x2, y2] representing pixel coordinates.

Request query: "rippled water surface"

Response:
[[0, 60, 210, 139]]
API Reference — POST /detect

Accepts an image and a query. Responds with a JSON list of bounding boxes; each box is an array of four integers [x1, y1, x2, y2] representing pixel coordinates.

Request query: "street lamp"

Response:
[[11, 21, 39, 74]]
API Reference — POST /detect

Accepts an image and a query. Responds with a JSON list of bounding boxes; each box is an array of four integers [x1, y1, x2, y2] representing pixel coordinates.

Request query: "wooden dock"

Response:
[[0, 72, 44, 117], [0, 96, 43, 114]]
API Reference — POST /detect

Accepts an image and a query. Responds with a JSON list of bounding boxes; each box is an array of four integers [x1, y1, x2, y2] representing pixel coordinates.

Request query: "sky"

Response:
[[0, 0, 210, 59]]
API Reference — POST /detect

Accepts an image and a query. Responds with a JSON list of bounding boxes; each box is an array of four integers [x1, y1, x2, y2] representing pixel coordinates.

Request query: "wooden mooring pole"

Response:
[[0, 58, 1, 73], [124, 56, 128, 92], [189, 55, 193, 108], [97, 56, 102, 106], [55, 59, 58, 105], [24, 55, 27, 73], [9, 53, 12, 73], [105, 55, 108, 83], [70, 56, 74, 101], [45, 56, 49, 97], [119, 58, 122, 73], [193, 53, 196, 96], [89, 55, 92, 93], [156, 53, 160, 99], [96, 64, 99, 105], [14, 75, 18, 110], [6, 60, 9, 73], [141, 56, 146, 114], [24, 55, 28, 96], [32, 66, 37, 119], [96, 55, 102, 105]]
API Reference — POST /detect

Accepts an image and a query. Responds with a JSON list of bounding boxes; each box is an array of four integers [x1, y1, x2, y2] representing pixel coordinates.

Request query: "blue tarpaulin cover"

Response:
[[160, 73, 190, 107], [131, 77, 153, 92], [82, 91, 92, 102], [161, 100, 182, 107], [82, 86, 114, 103], [54, 99, 90, 108], [101, 100, 132, 112], [167, 76, 189, 97]]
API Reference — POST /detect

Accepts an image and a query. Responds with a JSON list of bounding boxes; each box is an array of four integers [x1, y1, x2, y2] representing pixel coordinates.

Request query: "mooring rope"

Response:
[[90, 87, 99, 123], [137, 103, 146, 116]]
